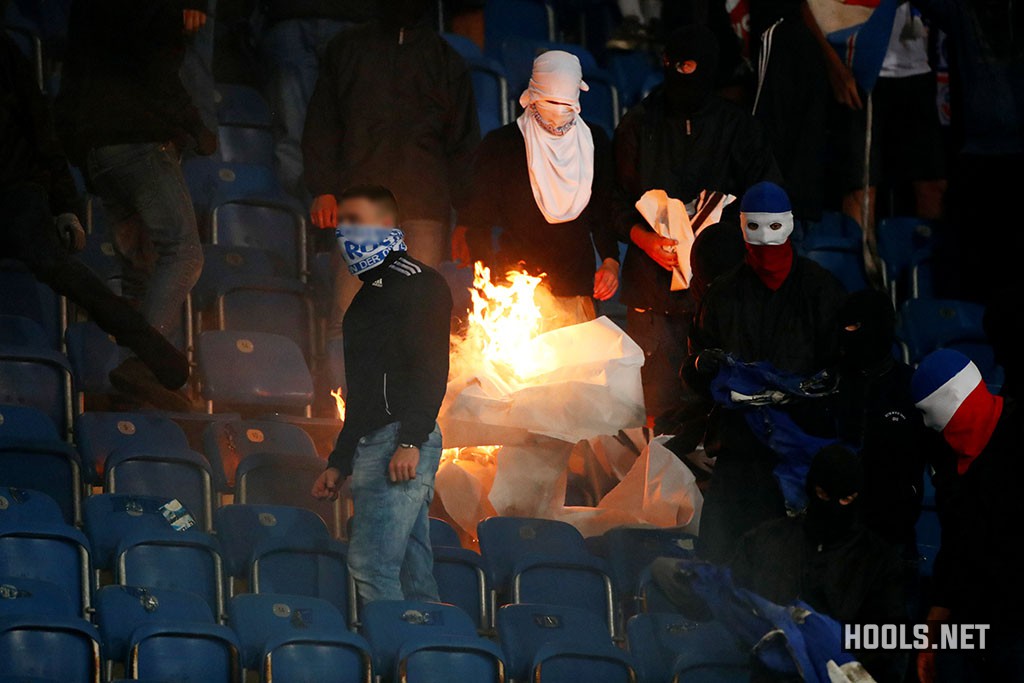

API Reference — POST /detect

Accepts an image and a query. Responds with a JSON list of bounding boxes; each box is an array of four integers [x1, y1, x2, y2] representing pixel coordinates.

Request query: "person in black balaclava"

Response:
[[689, 220, 746, 308], [612, 24, 780, 425], [730, 445, 907, 682], [832, 290, 938, 555]]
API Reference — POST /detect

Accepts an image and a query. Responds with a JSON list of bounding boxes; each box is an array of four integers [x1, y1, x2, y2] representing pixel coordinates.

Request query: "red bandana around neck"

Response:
[[744, 242, 794, 290], [944, 386, 1004, 474]]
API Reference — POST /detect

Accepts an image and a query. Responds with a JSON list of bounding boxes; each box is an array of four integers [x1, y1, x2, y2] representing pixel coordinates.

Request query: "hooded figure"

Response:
[[837, 290, 897, 374], [739, 181, 795, 291], [517, 51, 595, 225], [688, 220, 746, 308], [803, 445, 864, 546], [912, 349, 1004, 475], [662, 24, 720, 116]]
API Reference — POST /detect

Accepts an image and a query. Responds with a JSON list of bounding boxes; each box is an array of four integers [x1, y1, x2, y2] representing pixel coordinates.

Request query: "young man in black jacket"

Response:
[[312, 185, 453, 605], [0, 32, 188, 392]]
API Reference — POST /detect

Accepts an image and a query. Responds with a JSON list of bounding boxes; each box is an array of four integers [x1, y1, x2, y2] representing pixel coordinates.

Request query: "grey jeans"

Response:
[[87, 142, 203, 338]]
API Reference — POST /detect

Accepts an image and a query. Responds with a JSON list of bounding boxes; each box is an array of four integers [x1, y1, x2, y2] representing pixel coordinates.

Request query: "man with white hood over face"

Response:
[[455, 50, 619, 326]]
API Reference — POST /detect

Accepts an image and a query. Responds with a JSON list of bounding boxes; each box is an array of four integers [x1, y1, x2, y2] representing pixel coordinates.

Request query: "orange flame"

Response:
[[330, 387, 346, 422], [463, 261, 545, 379]]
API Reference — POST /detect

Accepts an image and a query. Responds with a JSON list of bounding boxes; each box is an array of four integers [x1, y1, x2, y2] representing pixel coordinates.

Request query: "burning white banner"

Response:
[[443, 263, 646, 444]]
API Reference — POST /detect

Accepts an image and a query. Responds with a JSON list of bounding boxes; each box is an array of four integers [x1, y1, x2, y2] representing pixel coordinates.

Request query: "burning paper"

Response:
[[330, 387, 346, 422], [444, 263, 645, 444]]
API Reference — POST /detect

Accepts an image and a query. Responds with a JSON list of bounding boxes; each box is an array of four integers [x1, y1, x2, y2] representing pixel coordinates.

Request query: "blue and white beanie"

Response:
[[739, 181, 794, 246], [335, 224, 408, 276]]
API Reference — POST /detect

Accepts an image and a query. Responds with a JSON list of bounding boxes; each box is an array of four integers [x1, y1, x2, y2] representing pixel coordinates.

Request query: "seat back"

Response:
[[0, 264, 62, 350], [64, 323, 126, 399], [477, 516, 590, 591], [897, 298, 988, 364], [0, 404, 58, 441], [360, 600, 481, 676], [263, 631, 372, 683], [802, 242, 869, 293], [216, 125, 274, 166], [214, 504, 330, 578], [227, 593, 348, 670], [0, 348, 72, 438], [0, 315, 49, 348], [0, 487, 64, 526], [432, 546, 489, 631], [236, 453, 340, 535], [215, 83, 272, 127], [210, 200, 306, 278], [76, 412, 190, 483], [0, 617, 100, 683], [129, 623, 240, 682], [214, 277, 313, 359], [0, 441, 82, 524], [182, 159, 280, 221], [95, 585, 215, 664], [193, 245, 279, 310], [197, 332, 314, 413], [116, 530, 224, 618], [84, 493, 199, 570], [0, 577, 76, 618], [484, 0, 555, 56], [429, 518, 461, 548], [105, 449, 214, 531], [626, 614, 748, 683], [595, 527, 697, 598], [250, 537, 351, 621], [204, 419, 319, 491], [0, 525, 91, 617]]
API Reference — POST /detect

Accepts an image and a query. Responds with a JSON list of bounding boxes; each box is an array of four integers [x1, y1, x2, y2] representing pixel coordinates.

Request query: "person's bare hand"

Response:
[[310, 194, 338, 229], [631, 225, 678, 271], [389, 446, 419, 483], [826, 58, 863, 110], [451, 225, 472, 268], [593, 258, 619, 301], [312, 467, 342, 501], [183, 9, 207, 33]]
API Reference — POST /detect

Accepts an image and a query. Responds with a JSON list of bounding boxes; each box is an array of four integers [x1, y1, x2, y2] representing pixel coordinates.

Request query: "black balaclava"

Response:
[[662, 24, 719, 116], [804, 445, 863, 545], [837, 290, 896, 374], [689, 221, 745, 307], [384, 0, 433, 27]]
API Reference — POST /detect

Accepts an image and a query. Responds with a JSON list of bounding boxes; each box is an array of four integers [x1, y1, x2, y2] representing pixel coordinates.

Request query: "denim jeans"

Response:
[[87, 142, 203, 338], [259, 18, 348, 194], [347, 421, 443, 605]]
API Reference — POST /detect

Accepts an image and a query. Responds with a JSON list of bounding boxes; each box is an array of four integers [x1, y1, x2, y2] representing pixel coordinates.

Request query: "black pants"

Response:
[[0, 182, 155, 345], [626, 308, 692, 421]]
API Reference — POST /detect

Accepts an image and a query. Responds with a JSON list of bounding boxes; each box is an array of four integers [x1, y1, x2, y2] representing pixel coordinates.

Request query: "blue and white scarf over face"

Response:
[[335, 224, 408, 276]]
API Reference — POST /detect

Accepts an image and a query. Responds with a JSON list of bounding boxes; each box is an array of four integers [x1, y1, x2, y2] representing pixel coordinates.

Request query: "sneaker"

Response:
[[109, 358, 193, 412]]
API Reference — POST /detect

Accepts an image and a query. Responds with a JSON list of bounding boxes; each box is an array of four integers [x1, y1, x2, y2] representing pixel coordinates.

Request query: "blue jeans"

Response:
[[87, 142, 203, 338], [259, 18, 348, 193], [347, 421, 443, 605]]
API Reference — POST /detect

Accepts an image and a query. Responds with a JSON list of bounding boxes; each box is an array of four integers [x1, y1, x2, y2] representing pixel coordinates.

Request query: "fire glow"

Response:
[[462, 261, 546, 380], [331, 387, 346, 422]]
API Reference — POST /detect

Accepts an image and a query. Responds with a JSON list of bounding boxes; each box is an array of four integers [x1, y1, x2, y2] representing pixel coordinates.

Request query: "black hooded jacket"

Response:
[[302, 18, 480, 224], [612, 88, 781, 315]]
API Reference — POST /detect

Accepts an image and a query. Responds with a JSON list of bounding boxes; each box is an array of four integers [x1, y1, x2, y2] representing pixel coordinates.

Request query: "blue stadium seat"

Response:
[[0, 487, 63, 526], [0, 404, 59, 441], [76, 411, 191, 484], [607, 50, 656, 109], [197, 331, 314, 415], [626, 614, 750, 683], [485, 0, 555, 56], [0, 263, 63, 350], [0, 577, 76, 618], [361, 601, 505, 683], [498, 604, 636, 682], [897, 298, 992, 370], [876, 217, 934, 302], [0, 616, 100, 683], [0, 316, 49, 348], [0, 346, 73, 438], [182, 159, 281, 221], [478, 516, 617, 634], [250, 536, 353, 626], [443, 33, 510, 135], [104, 448, 215, 531], [214, 504, 331, 579], [227, 593, 350, 670], [203, 418, 319, 491], [215, 83, 272, 127], [802, 211, 862, 247], [802, 239, 869, 292], [95, 585, 215, 668], [84, 493, 202, 571], [236, 453, 341, 537], [126, 622, 240, 682], [0, 522, 91, 617], [430, 518, 461, 548], [193, 245, 279, 310], [210, 198, 308, 279], [115, 527, 225, 618], [635, 564, 677, 614], [433, 545, 490, 632], [216, 125, 275, 166], [262, 629, 373, 683], [587, 527, 696, 606], [205, 275, 315, 360], [0, 440, 83, 524], [64, 323, 125, 403]]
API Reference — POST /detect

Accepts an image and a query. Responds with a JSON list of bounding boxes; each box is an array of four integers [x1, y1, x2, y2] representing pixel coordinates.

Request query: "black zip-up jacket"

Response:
[[932, 401, 1024, 625], [302, 19, 480, 224], [327, 252, 453, 475], [55, 0, 209, 165], [613, 88, 781, 315], [0, 33, 78, 216], [459, 121, 618, 297]]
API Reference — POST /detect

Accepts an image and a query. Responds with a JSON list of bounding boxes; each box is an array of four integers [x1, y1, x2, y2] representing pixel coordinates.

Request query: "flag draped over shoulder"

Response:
[[807, 0, 900, 93]]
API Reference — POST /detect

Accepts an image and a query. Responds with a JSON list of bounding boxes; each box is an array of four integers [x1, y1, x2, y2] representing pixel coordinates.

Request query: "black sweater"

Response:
[[327, 252, 453, 475], [613, 88, 781, 315], [0, 33, 78, 215], [459, 122, 618, 297], [56, 0, 209, 165], [302, 19, 480, 224]]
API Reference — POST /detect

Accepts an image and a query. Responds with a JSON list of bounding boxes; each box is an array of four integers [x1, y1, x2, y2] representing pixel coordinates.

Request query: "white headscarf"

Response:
[[517, 51, 596, 224]]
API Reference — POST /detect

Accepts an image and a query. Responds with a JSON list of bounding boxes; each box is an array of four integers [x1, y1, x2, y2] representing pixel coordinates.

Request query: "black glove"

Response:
[[55, 213, 86, 253]]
